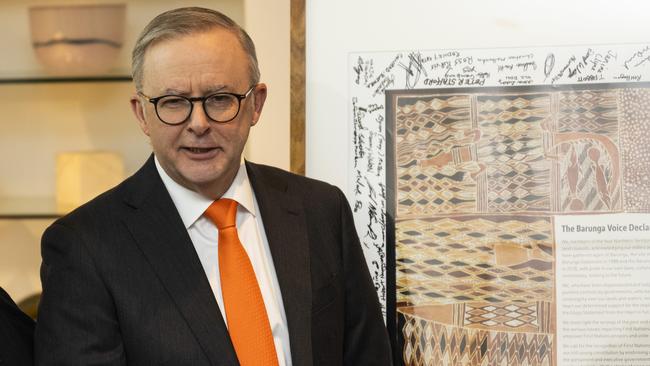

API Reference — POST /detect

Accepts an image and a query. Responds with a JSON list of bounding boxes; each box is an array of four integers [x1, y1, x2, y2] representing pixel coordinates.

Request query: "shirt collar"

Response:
[[154, 156, 256, 229]]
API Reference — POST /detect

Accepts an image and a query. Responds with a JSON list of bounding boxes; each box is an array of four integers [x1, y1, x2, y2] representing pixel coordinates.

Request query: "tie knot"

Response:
[[204, 198, 238, 230]]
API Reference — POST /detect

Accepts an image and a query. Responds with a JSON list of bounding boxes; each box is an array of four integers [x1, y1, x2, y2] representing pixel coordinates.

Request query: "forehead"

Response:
[[141, 28, 249, 92]]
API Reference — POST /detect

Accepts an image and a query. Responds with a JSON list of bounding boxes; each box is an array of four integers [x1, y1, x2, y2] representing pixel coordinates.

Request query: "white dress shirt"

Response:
[[155, 157, 292, 366]]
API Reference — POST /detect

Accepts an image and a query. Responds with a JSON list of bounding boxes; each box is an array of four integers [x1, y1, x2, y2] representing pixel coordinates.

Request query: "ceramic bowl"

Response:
[[29, 3, 126, 76]]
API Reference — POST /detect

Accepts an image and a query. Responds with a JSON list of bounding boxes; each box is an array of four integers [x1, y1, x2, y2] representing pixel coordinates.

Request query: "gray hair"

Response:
[[131, 7, 260, 91]]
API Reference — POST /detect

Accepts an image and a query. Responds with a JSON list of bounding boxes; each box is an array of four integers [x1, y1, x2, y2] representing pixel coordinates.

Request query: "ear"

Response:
[[130, 94, 151, 136], [250, 83, 268, 126]]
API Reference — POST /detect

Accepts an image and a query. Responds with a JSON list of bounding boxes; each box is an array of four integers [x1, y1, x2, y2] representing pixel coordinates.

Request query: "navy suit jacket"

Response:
[[35, 156, 391, 365]]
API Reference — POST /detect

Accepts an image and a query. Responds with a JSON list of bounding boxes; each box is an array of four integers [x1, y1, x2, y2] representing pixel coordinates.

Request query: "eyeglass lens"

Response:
[[156, 94, 241, 124]]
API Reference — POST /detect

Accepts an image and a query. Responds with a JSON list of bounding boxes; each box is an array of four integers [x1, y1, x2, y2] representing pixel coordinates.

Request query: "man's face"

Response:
[[131, 28, 267, 197]]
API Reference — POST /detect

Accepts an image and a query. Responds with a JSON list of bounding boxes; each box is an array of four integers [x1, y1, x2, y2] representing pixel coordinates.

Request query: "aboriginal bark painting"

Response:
[[386, 83, 650, 366]]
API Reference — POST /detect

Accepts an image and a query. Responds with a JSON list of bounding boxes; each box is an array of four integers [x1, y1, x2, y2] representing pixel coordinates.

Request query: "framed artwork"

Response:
[[349, 44, 650, 365], [304, 2, 650, 365], [386, 81, 650, 365]]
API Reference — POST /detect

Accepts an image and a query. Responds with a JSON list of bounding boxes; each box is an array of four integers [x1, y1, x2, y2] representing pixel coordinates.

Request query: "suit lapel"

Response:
[[120, 156, 238, 366], [246, 162, 313, 366]]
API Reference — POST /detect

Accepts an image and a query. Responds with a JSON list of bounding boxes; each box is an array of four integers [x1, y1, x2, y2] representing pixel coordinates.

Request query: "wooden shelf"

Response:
[[0, 197, 64, 220], [0, 75, 132, 85]]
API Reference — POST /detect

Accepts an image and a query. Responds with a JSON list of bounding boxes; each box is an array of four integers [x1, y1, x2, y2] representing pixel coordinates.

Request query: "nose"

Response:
[[186, 101, 211, 135]]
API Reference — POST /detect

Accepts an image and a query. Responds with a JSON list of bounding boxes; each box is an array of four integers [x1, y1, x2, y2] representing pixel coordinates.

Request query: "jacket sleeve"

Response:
[[337, 188, 393, 365], [0, 287, 35, 365], [35, 222, 126, 366]]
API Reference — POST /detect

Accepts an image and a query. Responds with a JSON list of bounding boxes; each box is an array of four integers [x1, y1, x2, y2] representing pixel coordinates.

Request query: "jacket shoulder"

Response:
[[246, 161, 344, 199], [50, 173, 133, 231]]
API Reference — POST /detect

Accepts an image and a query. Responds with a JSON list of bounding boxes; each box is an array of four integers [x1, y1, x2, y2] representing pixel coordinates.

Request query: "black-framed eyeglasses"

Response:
[[138, 85, 257, 125]]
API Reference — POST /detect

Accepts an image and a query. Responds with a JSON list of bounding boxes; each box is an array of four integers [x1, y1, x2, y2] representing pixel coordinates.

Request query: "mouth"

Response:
[[184, 147, 215, 153], [180, 146, 220, 159]]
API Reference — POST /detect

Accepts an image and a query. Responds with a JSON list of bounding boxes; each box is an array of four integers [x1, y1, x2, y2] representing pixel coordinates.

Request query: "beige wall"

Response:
[[244, 0, 290, 169], [0, 0, 290, 303]]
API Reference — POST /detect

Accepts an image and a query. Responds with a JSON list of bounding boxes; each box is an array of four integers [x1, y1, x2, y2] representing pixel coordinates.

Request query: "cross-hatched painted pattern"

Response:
[[396, 95, 479, 216], [390, 86, 650, 366], [552, 89, 623, 212], [477, 94, 551, 212], [396, 95, 473, 162], [464, 301, 551, 333], [399, 311, 552, 366], [396, 216, 554, 306], [557, 90, 619, 136], [619, 88, 650, 212], [397, 164, 480, 217], [557, 139, 622, 212]]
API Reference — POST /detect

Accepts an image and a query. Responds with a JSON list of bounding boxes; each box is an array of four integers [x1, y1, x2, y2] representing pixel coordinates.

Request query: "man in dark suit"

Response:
[[0, 287, 35, 365], [34, 7, 391, 365]]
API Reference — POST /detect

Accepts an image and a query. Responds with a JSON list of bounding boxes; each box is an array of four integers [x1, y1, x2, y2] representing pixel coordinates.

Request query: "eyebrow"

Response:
[[161, 87, 190, 96], [159, 85, 230, 96]]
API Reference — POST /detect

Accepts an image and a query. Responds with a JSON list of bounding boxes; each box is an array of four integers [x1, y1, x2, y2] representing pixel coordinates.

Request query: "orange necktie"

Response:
[[204, 198, 279, 366]]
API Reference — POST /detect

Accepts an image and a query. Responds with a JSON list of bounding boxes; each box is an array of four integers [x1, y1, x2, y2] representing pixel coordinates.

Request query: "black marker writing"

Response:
[[624, 46, 650, 70], [397, 52, 430, 89], [544, 53, 555, 81]]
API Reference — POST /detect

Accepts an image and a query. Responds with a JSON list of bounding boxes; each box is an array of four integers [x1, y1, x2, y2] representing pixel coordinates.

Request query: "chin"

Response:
[[181, 166, 229, 186]]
